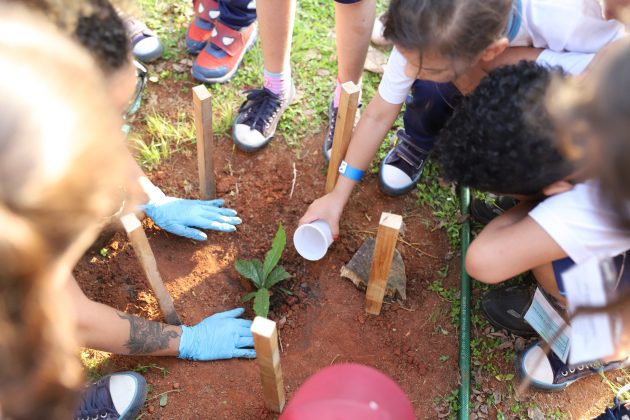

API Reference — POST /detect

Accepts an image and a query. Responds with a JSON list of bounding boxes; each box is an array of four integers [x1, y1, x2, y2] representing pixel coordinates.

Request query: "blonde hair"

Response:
[[0, 6, 129, 418]]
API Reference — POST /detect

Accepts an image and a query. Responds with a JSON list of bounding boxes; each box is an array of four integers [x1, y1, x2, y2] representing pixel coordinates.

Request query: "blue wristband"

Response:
[[339, 160, 365, 182]]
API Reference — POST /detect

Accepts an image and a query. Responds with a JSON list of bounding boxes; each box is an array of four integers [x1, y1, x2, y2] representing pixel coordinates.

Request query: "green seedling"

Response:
[[235, 224, 291, 318]]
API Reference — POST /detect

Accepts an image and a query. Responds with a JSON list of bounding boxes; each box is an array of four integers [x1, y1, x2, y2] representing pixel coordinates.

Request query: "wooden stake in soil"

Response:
[[251, 316, 285, 413], [120, 213, 181, 325], [325, 81, 361, 194], [192, 84, 215, 200], [365, 212, 403, 315]]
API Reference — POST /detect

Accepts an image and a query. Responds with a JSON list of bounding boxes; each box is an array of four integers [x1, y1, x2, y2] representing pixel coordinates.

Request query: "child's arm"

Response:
[[299, 92, 402, 237], [465, 202, 567, 283]]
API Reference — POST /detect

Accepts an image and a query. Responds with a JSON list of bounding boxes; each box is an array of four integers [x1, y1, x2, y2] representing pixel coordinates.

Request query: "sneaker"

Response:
[[371, 14, 392, 47], [186, 0, 220, 54], [191, 20, 257, 83], [75, 371, 147, 420], [518, 341, 629, 392], [481, 282, 537, 337], [378, 129, 429, 196], [470, 193, 518, 225], [124, 18, 164, 63], [232, 84, 296, 152], [323, 100, 361, 162], [594, 383, 630, 419]]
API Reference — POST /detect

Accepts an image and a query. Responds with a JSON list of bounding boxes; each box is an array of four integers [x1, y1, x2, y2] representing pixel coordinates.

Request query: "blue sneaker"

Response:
[[75, 372, 147, 420], [518, 341, 628, 392], [232, 84, 295, 152], [378, 129, 429, 196]]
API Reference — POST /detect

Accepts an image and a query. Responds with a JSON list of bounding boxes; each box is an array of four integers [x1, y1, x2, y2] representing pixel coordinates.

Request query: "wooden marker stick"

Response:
[[325, 81, 361, 193], [365, 212, 403, 315], [121, 213, 181, 325], [251, 316, 285, 413], [192, 85, 215, 200]]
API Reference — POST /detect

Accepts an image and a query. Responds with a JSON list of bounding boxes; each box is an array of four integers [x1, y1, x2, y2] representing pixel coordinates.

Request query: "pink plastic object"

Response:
[[279, 363, 415, 420]]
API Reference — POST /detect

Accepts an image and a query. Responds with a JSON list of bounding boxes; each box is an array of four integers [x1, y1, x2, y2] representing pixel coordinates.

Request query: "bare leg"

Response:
[[335, 0, 376, 84], [532, 263, 567, 306], [257, 0, 297, 73]]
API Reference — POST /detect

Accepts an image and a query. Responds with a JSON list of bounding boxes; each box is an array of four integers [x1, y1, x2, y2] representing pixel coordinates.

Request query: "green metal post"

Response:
[[458, 186, 471, 420]]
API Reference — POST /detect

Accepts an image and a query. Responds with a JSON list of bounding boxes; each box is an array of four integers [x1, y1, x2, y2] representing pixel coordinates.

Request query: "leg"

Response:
[[335, 0, 376, 87], [324, 0, 376, 160], [232, 0, 297, 151], [533, 262, 567, 305]]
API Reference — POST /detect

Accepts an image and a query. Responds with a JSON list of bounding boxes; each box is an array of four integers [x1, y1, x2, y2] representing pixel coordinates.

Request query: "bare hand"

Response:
[[299, 193, 345, 239]]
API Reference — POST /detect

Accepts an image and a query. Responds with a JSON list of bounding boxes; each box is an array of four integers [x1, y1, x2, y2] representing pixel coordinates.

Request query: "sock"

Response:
[[263, 68, 291, 98], [333, 78, 342, 108]]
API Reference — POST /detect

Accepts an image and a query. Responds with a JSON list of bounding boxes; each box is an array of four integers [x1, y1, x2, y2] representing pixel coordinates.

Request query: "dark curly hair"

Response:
[[74, 0, 130, 72], [434, 61, 574, 195]]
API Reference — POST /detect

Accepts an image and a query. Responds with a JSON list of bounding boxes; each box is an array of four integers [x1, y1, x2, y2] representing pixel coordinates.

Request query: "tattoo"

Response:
[[118, 312, 179, 355]]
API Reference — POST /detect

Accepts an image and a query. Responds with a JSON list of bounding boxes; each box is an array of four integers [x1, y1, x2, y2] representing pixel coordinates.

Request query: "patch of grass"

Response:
[[416, 161, 461, 248], [434, 388, 460, 420], [79, 348, 111, 382], [131, 111, 195, 170], [133, 362, 169, 377]]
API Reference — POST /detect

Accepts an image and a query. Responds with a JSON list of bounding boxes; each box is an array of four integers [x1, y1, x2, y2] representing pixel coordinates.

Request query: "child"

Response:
[[0, 5, 132, 417], [300, 0, 626, 238], [434, 61, 630, 391]]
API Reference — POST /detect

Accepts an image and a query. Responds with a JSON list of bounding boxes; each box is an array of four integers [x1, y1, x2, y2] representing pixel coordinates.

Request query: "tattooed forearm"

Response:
[[118, 312, 179, 355]]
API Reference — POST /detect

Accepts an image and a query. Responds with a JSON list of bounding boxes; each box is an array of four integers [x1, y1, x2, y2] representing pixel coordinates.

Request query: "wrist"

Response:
[[138, 176, 166, 204]]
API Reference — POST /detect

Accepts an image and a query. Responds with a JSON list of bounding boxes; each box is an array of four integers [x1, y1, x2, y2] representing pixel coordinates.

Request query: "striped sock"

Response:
[[263, 68, 291, 98]]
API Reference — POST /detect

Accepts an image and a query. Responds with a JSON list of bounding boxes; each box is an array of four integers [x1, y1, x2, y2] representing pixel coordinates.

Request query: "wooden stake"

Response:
[[251, 316, 285, 413], [121, 213, 181, 325], [193, 84, 215, 200], [365, 212, 403, 315], [325, 81, 361, 193]]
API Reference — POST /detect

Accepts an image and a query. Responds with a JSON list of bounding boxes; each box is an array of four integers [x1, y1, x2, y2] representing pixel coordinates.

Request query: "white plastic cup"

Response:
[[293, 220, 333, 261]]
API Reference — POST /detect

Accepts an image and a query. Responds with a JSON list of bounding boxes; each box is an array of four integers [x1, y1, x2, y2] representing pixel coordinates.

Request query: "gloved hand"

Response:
[[178, 308, 256, 361], [141, 196, 242, 240]]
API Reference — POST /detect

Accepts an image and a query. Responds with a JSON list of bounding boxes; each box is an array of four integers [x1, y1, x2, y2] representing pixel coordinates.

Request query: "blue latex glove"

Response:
[[178, 308, 256, 361], [141, 197, 242, 240]]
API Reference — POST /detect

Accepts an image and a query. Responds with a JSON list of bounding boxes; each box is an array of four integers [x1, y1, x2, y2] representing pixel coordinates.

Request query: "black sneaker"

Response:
[[323, 100, 361, 162], [378, 129, 429, 196], [75, 372, 147, 420], [470, 193, 518, 225], [519, 341, 629, 392], [232, 84, 295, 152], [481, 282, 537, 337]]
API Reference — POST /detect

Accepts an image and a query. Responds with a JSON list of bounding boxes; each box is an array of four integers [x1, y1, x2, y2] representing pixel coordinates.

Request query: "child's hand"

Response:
[[299, 193, 345, 239]]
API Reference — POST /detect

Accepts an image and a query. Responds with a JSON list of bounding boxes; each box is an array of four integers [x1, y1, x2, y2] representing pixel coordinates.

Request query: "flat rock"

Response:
[[364, 46, 388, 74], [340, 237, 407, 301]]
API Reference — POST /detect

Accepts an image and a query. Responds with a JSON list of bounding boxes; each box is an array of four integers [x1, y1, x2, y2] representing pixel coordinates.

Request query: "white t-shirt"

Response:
[[529, 181, 630, 264], [378, 0, 626, 105]]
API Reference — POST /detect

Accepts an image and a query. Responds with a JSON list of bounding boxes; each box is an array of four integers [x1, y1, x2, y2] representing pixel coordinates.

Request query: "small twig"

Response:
[[289, 162, 297, 199], [279, 333, 284, 353], [146, 389, 181, 402], [330, 354, 341, 365], [398, 237, 438, 259], [396, 303, 416, 312]]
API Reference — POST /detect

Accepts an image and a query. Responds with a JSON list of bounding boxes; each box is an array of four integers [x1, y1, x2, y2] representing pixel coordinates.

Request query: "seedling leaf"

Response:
[[159, 393, 168, 407], [253, 288, 270, 318], [235, 259, 262, 287], [262, 224, 286, 281], [242, 291, 257, 302], [265, 265, 292, 289]]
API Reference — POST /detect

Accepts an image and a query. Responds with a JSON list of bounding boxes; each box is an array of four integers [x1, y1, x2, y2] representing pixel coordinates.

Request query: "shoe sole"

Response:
[[232, 85, 297, 153], [191, 24, 258, 84]]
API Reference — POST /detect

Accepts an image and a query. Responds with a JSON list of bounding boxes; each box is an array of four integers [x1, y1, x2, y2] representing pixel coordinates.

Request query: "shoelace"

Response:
[[325, 107, 338, 150], [75, 380, 116, 420], [390, 131, 428, 169], [237, 88, 282, 133]]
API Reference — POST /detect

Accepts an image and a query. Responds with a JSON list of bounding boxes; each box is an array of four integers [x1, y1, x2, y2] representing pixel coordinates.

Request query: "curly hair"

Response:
[[434, 61, 574, 195]]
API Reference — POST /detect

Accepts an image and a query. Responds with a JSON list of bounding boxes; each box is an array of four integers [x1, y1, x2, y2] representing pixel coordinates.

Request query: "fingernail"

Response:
[[333, 234, 339, 241]]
